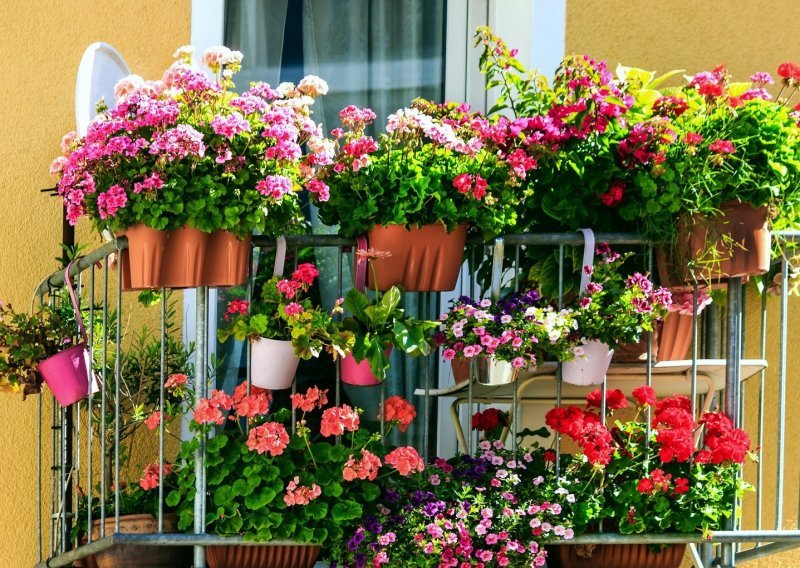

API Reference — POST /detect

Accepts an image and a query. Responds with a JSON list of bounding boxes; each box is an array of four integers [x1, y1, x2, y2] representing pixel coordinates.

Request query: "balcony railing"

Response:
[[31, 231, 800, 568]]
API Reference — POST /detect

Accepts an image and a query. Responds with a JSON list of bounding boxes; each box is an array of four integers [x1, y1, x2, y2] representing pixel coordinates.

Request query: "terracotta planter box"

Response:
[[86, 514, 191, 568], [120, 224, 168, 290], [206, 543, 321, 568], [203, 231, 251, 287], [549, 543, 686, 568], [658, 311, 695, 361], [364, 223, 467, 292], [121, 226, 250, 290], [658, 201, 770, 286]]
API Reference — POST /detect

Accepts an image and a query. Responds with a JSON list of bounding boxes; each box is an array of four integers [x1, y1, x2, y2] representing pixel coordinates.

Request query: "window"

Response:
[[212, 0, 447, 452]]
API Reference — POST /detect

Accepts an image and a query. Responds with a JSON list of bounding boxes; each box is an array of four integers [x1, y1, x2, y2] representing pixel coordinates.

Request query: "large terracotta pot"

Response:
[[364, 224, 468, 291], [203, 231, 251, 287], [206, 544, 321, 568], [658, 201, 770, 286], [250, 338, 300, 389], [562, 341, 614, 385], [160, 227, 210, 288], [548, 543, 686, 568], [120, 224, 168, 290], [89, 514, 191, 568]]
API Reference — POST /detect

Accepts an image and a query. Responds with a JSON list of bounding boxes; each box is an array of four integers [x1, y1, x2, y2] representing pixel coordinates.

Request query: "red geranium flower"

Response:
[[586, 388, 628, 411], [600, 181, 625, 207], [632, 385, 656, 407]]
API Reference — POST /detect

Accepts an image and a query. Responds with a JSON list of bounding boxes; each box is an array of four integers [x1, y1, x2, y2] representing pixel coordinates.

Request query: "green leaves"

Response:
[[331, 500, 363, 522]]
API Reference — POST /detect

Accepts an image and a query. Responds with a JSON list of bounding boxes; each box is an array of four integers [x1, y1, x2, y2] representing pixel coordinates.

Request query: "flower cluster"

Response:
[[170, 382, 426, 553], [217, 262, 353, 361], [51, 45, 331, 237], [547, 387, 753, 536], [471, 408, 510, 441], [335, 442, 574, 567], [568, 246, 671, 348], [435, 293, 578, 369], [475, 28, 800, 286], [378, 396, 416, 433], [313, 98, 526, 238]]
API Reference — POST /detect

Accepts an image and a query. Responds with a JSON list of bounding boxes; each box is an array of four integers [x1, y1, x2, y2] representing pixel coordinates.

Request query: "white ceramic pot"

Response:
[[562, 340, 614, 386], [250, 338, 300, 389]]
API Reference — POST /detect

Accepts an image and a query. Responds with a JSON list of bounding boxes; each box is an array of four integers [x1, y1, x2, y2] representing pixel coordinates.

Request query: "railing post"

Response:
[[194, 286, 208, 568], [720, 276, 743, 567]]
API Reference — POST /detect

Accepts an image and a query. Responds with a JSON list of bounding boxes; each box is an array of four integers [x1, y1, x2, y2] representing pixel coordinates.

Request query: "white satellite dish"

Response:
[[75, 42, 131, 136]]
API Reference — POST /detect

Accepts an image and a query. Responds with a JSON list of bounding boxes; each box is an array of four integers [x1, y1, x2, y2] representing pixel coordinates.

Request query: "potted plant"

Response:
[[653, 62, 800, 283], [0, 299, 87, 405], [338, 249, 438, 386], [545, 387, 753, 568], [72, 464, 191, 568], [50, 45, 331, 289], [332, 440, 575, 567], [563, 246, 671, 385], [168, 384, 425, 567], [217, 262, 353, 389], [474, 28, 681, 298], [310, 99, 525, 292], [435, 292, 577, 386]]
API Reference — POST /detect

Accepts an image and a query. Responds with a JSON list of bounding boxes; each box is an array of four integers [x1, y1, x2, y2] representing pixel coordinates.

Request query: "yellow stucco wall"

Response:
[[1, 1, 190, 565], [566, 1, 800, 566]]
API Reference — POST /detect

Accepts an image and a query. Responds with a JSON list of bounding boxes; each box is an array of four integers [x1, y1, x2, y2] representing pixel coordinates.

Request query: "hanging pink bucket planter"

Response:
[[39, 261, 92, 407], [341, 349, 392, 386], [38, 343, 91, 407], [250, 338, 300, 390], [562, 340, 614, 386]]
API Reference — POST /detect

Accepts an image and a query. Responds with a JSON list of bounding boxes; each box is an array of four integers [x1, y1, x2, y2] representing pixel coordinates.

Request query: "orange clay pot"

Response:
[[160, 227, 210, 288], [120, 224, 168, 290], [364, 224, 468, 292], [658, 201, 770, 287], [205, 544, 321, 568], [203, 230, 251, 287]]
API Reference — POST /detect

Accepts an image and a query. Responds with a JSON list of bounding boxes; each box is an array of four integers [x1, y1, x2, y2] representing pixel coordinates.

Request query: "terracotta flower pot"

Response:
[[612, 326, 660, 363], [206, 544, 321, 568], [562, 341, 614, 385], [658, 201, 770, 286], [120, 224, 168, 290], [160, 227, 210, 288], [341, 348, 393, 386], [450, 357, 470, 384], [89, 514, 191, 568], [37, 343, 91, 407], [549, 543, 686, 568], [250, 338, 300, 389], [364, 224, 468, 292], [203, 230, 251, 287], [658, 311, 695, 361]]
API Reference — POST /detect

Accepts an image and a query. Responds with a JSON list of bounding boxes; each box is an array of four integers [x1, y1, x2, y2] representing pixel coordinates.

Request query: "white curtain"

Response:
[[302, 0, 444, 132]]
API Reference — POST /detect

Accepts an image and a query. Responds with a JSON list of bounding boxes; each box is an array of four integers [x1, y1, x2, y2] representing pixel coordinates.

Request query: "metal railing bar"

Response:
[[777, 257, 789, 530], [113, 243, 123, 533], [158, 287, 166, 533], [86, 265, 94, 544]]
